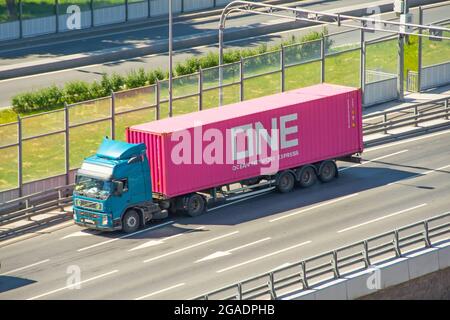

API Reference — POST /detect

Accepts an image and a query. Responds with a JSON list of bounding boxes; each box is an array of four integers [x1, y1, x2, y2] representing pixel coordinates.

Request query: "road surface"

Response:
[[0, 129, 449, 299]]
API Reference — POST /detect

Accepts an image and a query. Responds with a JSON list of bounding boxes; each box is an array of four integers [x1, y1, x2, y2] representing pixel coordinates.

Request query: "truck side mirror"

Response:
[[114, 181, 124, 196]]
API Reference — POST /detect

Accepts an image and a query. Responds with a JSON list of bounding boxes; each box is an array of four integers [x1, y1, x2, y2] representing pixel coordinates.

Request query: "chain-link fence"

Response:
[[1, 3, 450, 201]]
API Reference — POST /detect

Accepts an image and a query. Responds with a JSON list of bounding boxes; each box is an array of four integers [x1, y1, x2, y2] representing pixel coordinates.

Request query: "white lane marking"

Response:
[[365, 129, 450, 153], [77, 220, 174, 252], [135, 283, 185, 300], [208, 191, 273, 212], [0, 259, 50, 276], [216, 241, 311, 273], [271, 262, 291, 271], [195, 237, 271, 263], [269, 193, 359, 223], [128, 226, 205, 252], [339, 149, 408, 171], [27, 270, 119, 300], [388, 164, 450, 186], [60, 230, 99, 240], [337, 203, 428, 233], [143, 231, 239, 263]]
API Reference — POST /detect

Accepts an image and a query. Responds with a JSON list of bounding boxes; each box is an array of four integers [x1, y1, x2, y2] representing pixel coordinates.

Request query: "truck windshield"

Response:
[[74, 175, 112, 200]]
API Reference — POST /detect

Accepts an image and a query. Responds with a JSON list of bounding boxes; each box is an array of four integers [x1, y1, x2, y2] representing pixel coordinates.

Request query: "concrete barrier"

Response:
[[283, 240, 450, 300]]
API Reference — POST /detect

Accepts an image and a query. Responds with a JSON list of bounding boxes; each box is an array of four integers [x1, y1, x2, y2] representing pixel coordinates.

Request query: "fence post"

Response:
[[213, 0, 216, 8], [423, 221, 431, 247], [181, 0, 184, 13], [148, 0, 151, 17], [268, 272, 277, 300], [393, 230, 402, 257], [320, 37, 325, 83], [236, 283, 242, 300], [19, 0, 23, 38], [64, 103, 70, 186], [414, 105, 419, 127], [281, 45, 285, 92], [299, 261, 309, 289], [198, 68, 203, 111], [331, 251, 340, 278], [125, 0, 129, 22], [360, 29, 366, 106], [397, 34, 404, 101], [90, 0, 94, 27], [240, 57, 244, 101], [55, 0, 59, 33], [111, 92, 116, 139], [17, 115, 23, 198], [156, 80, 160, 120], [445, 98, 449, 120], [383, 113, 388, 134], [58, 189, 64, 212], [417, 6, 423, 92], [363, 240, 370, 268]]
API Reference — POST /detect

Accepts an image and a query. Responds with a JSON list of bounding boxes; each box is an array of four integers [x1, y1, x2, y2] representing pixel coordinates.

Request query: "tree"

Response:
[[6, 0, 18, 20]]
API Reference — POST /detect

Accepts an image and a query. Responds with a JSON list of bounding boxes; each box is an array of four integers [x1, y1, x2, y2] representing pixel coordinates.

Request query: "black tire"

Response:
[[185, 194, 206, 217], [297, 166, 317, 188], [122, 209, 140, 233], [319, 161, 337, 183], [276, 171, 295, 193]]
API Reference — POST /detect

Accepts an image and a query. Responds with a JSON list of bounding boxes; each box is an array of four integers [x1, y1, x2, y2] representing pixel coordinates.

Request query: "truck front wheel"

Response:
[[185, 194, 206, 217], [122, 209, 140, 233]]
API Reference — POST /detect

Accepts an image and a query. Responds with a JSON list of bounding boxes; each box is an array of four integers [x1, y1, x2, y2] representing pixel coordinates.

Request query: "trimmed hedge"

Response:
[[12, 28, 331, 114]]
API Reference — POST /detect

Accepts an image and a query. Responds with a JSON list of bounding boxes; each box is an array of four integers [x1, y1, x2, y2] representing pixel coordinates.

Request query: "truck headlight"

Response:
[[102, 215, 108, 225], [95, 203, 102, 210]]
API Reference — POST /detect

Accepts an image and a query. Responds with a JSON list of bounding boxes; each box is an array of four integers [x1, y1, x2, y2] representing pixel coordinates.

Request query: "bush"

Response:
[[11, 28, 330, 115]]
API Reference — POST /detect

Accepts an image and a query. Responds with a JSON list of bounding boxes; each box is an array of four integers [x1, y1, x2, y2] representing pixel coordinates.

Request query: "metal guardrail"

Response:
[[362, 95, 450, 135], [0, 184, 74, 240], [193, 212, 450, 300], [1, 95, 450, 239]]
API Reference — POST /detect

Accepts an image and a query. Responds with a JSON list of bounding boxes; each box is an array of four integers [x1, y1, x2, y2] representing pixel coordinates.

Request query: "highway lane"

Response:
[[1, 1, 447, 108], [0, 129, 449, 299]]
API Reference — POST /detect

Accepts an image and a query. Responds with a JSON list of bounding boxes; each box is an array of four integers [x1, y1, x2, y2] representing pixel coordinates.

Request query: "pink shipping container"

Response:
[[126, 83, 363, 198]]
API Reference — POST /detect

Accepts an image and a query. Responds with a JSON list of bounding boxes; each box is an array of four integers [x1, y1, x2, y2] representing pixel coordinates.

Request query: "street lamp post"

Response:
[[169, 0, 173, 117]]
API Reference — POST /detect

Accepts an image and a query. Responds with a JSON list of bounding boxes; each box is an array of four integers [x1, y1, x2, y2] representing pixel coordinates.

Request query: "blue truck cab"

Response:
[[73, 138, 167, 233]]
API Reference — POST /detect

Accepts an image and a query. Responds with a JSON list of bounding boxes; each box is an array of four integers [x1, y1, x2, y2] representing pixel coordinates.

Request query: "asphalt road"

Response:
[[0, 129, 449, 299], [0, 0, 447, 108]]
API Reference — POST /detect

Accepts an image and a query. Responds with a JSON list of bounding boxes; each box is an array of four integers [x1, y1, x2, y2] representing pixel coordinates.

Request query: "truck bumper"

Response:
[[74, 221, 121, 232]]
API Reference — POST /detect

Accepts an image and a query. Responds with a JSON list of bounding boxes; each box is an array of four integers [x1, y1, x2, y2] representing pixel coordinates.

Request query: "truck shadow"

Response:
[[90, 163, 442, 239], [174, 164, 439, 227], [0, 276, 36, 294]]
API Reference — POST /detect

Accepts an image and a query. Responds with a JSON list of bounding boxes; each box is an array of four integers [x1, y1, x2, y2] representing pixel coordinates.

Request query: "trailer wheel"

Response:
[[297, 166, 317, 188], [276, 171, 295, 193], [122, 209, 140, 233], [185, 194, 206, 217], [319, 160, 337, 183]]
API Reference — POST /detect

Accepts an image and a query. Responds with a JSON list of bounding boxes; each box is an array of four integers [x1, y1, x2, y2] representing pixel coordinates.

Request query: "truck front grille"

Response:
[[74, 199, 103, 211]]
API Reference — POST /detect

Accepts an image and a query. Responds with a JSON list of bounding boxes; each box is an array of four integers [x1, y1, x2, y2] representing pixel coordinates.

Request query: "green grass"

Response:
[[0, 35, 449, 191]]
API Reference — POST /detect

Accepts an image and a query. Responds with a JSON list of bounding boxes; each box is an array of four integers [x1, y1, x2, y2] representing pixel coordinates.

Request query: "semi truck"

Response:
[[72, 83, 363, 233]]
